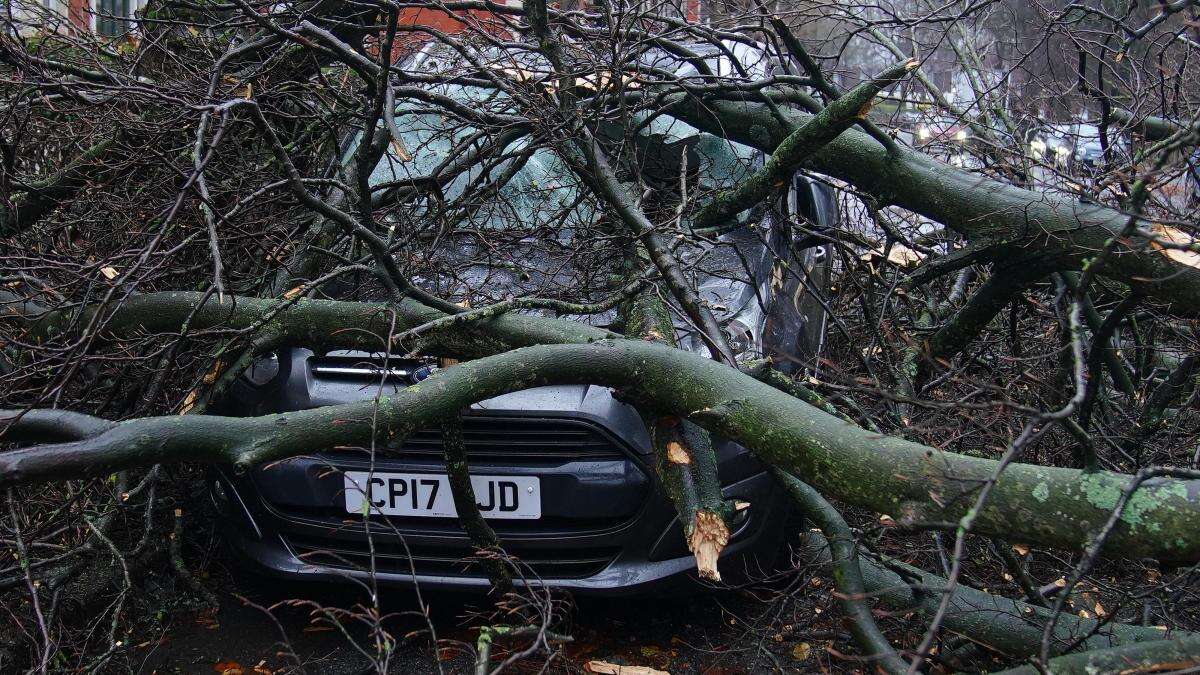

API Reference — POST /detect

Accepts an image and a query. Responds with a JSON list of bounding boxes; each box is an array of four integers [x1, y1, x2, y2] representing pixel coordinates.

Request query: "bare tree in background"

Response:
[[2, 0, 1200, 671]]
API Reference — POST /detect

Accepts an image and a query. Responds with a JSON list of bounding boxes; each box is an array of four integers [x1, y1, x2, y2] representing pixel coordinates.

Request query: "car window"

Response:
[[362, 84, 759, 232]]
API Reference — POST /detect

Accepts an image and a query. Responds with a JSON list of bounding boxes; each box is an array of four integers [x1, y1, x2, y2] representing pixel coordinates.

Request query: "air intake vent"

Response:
[[283, 533, 617, 580], [402, 417, 625, 460]]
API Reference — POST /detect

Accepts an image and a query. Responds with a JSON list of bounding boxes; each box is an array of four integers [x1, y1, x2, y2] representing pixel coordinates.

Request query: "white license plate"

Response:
[[343, 471, 541, 520]]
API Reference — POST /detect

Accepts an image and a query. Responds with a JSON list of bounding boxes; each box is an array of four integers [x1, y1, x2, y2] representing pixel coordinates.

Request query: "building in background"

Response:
[[8, 0, 700, 41], [7, 0, 141, 36]]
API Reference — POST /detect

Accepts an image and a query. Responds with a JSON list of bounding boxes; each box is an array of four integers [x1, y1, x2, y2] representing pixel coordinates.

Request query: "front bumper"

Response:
[[212, 420, 788, 596], [221, 474, 785, 596], [214, 358, 789, 596]]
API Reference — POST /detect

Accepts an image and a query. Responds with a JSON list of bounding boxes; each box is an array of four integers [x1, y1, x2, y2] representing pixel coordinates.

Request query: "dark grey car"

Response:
[[210, 176, 835, 596], [210, 45, 838, 595]]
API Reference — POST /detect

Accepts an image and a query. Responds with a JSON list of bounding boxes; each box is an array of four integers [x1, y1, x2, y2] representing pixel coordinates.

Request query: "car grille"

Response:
[[319, 416, 630, 463], [283, 532, 618, 580], [255, 414, 648, 540], [395, 416, 629, 461]]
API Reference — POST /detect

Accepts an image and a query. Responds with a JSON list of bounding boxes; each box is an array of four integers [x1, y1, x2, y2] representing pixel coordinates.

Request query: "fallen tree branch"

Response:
[[772, 468, 908, 673], [441, 415, 511, 591], [795, 530, 1190, 663], [691, 58, 917, 234], [1111, 108, 1200, 144], [5, 339, 1200, 562], [623, 278, 733, 579], [992, 635, 1200, 674], [923, 262, 1052, 372], [661, 97, 1200, 313], [649, 416, 729, 581], [2, 290, 613, 361]]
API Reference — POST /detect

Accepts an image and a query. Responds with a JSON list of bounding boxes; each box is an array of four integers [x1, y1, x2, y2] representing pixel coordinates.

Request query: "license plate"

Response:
[[343, 471, 541, 520]]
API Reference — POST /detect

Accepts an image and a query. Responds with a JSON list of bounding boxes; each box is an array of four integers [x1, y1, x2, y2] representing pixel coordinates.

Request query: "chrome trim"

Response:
[[310, 365, 411, 379]]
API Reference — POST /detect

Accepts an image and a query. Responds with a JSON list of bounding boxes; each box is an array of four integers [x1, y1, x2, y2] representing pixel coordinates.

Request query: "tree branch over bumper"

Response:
[[5, 340, 1200, 562]]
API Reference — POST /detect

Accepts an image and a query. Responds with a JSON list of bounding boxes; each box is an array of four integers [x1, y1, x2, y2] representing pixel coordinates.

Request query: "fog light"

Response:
[[648, 501, 753, 562]]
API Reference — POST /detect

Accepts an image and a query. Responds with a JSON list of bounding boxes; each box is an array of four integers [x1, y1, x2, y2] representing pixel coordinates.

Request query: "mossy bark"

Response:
[[622, 282, 731, 579], [6, 290, 612, 359], [662, 97, 1200, 313], [796, 530, 1189, 661], [993, 636, 1200, 674], [441, 416, 511, 591], [6, 339, 1200, 563]]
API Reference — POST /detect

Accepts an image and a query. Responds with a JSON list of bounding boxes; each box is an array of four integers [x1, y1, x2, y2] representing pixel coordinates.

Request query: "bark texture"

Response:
[[6, 340, 1200, 562]]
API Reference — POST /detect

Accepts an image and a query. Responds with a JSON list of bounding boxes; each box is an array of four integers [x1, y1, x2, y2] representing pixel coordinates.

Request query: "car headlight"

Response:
[[679, 314, 763, 362], [917, 125, 931, 140]]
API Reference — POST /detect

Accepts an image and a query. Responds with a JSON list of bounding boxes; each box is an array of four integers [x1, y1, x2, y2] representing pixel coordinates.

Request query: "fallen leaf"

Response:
[[1011, 543, 1030, 556], [791, 642, 812, 661], [213, 662, 243, 675], [100, 266, 119, 280], [584, 661, 669, 675]]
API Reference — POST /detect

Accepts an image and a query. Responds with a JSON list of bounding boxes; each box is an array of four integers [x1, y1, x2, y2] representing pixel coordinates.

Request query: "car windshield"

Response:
[[334, 48, 780, 326], [364, 83, 760, 233]]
